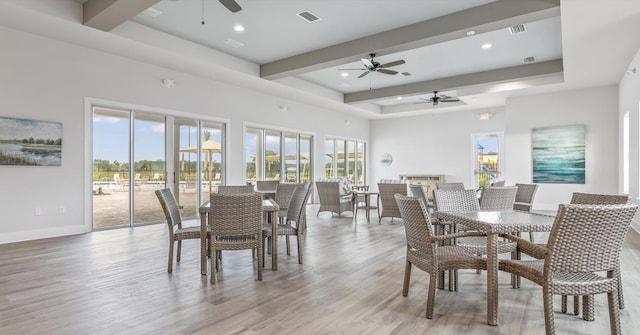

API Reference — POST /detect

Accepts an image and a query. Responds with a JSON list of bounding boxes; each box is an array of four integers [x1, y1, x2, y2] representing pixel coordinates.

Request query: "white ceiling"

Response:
[[40, 0, 640, 118]]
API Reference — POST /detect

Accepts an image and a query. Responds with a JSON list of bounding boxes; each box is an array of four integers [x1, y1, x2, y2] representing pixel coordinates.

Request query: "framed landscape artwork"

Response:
[[0, 116, 62, 166], [532, 125, 585, 184]]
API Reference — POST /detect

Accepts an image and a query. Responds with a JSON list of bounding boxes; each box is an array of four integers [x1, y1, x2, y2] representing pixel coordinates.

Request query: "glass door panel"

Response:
[[324, 139, 333, 178], [265, 130, 281, 181], [473, 132, 504, 189], [300, 135, 311, 183], [133, 112, 166, 225], [336, 140, 346, 177], [92, 107, 130, 229], [176, 118, 199, 218], [201, 122, 223, 196], [346, 141, 356, 184], [246, 128, 261, 185], [284, 133, 298, 183], [355, 142, 365, 186]]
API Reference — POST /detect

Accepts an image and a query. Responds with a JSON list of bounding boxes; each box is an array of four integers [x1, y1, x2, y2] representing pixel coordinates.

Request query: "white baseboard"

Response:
[[0, 225, 88, 244]]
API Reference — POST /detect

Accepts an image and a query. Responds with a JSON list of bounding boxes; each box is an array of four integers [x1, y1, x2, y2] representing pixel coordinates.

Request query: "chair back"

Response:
[[432, 189, 480, 212], [490, 180, 505, 187], [155, 188, 182, 231], [479, 186, 518, 210], [378, 182, 408, 215], [256, 180, 279, 192], [514, 183, 538, 211], [209, 193, 262, 237], [409, 184, 428, 206], [396, 194, 435, 254], [315, 181, 342, 203], [570, 192, 629, 205], [436, 182, 464, 190], [546, 204, 637, 274], [275, 183, 302, 209], [218, 185, 255, 194], [286, 183, 312, 224]]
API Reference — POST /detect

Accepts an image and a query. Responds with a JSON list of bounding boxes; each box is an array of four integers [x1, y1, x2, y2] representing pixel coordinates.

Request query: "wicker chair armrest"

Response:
[[500, 233, 547, 259], [513, 201, 532, 209], [431, 231, 486, 242]]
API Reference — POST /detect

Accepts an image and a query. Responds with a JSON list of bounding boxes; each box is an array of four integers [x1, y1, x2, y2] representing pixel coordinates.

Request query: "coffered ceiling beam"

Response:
[[83, 0, 161, 31], [344, 59, 564, 104], [260, 0, 560, 79]]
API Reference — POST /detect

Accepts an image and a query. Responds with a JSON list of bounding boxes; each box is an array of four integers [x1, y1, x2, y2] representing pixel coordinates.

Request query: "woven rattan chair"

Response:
[[378, 181, 407, 223], [217, 185, 255, 194], [436, 182, 465, 190], [256, 180, 279, 199], [479, 186, 518, 210], [395, 194, 486, 319], [155, 188, 208, 273], [275, 183, 302, 222], [513, 183, 539, 242], [208, 192, 263, 284], [263, 183, 312, 264], [315, 181, 353, 217], [499, 203, 638, 335], [562, 192, 630, 320], [410, 184, 447, 233], [433, 189, 517, 289]]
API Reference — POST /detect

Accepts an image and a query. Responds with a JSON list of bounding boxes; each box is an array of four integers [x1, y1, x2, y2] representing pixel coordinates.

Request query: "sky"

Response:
[[0, 116, 62, 141]]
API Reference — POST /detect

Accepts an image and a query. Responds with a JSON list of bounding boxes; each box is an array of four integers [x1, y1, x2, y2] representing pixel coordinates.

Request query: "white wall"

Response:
[[370, 107, 506, 187], [619, 47, 640, 232], [505, 86, 619, 210], [0, 27, 369, 244], [370, 86, 619, 212]]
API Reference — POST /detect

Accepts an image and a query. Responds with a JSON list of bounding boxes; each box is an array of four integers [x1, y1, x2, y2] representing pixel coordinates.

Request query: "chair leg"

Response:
[[286, 236, 291, 255], [297, 236, 303, 264], [608, 289, 622, 335], [437, 270, 445, 290], [176, 240, 182, 262], [426, 270, 437, 319], [574, 295, 580, 315], [543, 286, 556, 335], [210, 246, 217, 284], [616, 269, 625, 309], [402, 260, 412, 296], [561, 295, 567, 313], [528, 231, 535, 243], [168, 241, 174, 273], [257, 246, 263, 281], [583, 295, 594, 321]]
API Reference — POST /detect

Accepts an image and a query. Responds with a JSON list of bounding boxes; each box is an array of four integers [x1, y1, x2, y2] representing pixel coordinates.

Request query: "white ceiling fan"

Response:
[[416, 91, 460, 106], [339, 53, 406, 78]]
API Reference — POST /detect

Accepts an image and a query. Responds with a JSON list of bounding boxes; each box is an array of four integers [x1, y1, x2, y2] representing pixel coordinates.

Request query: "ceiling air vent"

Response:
[[297, 10, 321, 23], [223, 38, 245, 48], [141, 7, 162, 18], [508, 24, 526, 35], [401, 72, 412, 76], [522, 56, 536, 64]]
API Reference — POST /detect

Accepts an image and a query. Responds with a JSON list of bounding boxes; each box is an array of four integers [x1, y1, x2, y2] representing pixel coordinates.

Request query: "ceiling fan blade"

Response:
[[218, 0, 242, 13], [379, 60, 405, 68], [361, 58, 374, 69], [358, 71, 370, 78], [440, 98, 460, 103], [338, 68, 367, 71], [377, 69, 398, 75]]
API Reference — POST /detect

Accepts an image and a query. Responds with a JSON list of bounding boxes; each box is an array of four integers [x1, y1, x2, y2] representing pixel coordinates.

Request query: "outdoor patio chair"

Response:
[[377, 181, 407, 223], [315, 180, 353, 217], [499, 203, 638, 335], [217, 185, 254, 194], [395, 194, 486, 319], [208, 192, 263, 283], [513, 183, 539, 241], [479, 186, 517, 210], [155, 188, 208, 273], [436, 182, 465, 190]]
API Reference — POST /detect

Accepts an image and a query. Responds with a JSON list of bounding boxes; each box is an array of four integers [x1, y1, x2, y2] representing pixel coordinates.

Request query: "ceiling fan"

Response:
[[218, 0, 242, 13], [339, 53, 406, 78], [417, 91, 461, 106]]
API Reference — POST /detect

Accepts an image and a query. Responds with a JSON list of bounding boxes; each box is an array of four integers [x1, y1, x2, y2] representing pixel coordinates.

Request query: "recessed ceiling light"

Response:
[[233, 24, 245, 32], [340, 72, 349, 77], [466, 30, 476, 36], [396, 96, 403, 100], [482, 43, 492, 49]]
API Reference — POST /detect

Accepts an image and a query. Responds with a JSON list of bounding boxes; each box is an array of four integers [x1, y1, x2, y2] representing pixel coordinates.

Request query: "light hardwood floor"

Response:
[[1, 204, 639, 334]]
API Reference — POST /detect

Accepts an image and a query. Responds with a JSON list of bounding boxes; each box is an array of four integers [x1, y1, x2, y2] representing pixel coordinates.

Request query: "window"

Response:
[[324, 137, 367, 186], [245, 127, 313, 184]]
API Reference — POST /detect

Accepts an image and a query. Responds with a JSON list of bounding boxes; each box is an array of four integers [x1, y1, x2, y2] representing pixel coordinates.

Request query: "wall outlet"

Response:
[[59, 206, 65, 214], [35, 208, 42, 216]]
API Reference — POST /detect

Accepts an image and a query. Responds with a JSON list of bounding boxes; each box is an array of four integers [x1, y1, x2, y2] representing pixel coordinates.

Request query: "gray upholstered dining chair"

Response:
[[499, 203, 637, 335], [155, 188, 208, 273], [395, 194, 486, 319], [208, 192, 263, 283], [377, 181, 407, 223]]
